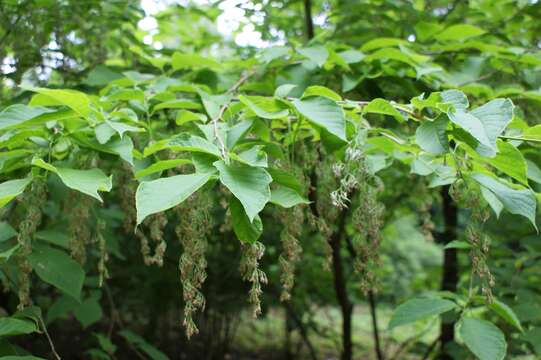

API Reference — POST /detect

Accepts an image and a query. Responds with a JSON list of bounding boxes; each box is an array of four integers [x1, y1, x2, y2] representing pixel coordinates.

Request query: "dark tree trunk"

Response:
[[303, 0, 314, 40], [368, 290, 384, 360], [439, 185, 458, 358], [329, 210, 353, 360]]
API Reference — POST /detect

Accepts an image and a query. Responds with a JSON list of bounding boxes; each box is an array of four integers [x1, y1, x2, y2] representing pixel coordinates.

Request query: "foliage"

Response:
[[0, 0, 540, 359]]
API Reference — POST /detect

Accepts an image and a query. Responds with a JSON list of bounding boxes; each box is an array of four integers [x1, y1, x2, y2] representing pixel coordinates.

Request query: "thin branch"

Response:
[[39, 316, 61, 360]]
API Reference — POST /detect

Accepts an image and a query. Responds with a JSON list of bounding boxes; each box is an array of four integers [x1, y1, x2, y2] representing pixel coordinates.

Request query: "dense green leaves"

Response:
[[0, 105, 53, 130], [0, 317, 38, 337]]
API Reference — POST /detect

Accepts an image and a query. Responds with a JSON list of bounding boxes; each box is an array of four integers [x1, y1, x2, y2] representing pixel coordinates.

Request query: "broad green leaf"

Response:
[[415, 115, 449, 154], [297, 46, 328, 67], [389, 298, 457, 329], [239, 95, 289, 119], [0, 178, 31, 209], [0, 222, 17, 242], [175, 110, 207, 125], [441, 89, 469, 111], [226, 120, 254, 149], [293, 97, 346, 141], [526, 159, 541, 184], [523, 125, 541, 141], [143, 133, 221, 157], [471, 99, 514, 152], [460, 317, 507, 360], [32, 159, 112, 202], [259, 46, 289, 63], [443, 240, 472, 250], [0, 317, 38, 337], [480, 186, 503, 218], [361, 38, 407, 52], [198, 91, 231, 120], [490, 299, 523, 332], [483, 140, 528, 185], [0, 244, 20, 262], [214, 160, 272, 222], [106, 88, 144, 103], [448, 109, 492, 149], [28, 245, 85, 301], [302, 86, 342, 101], [337, 49, 365, 64], [233, 146, 268, 167], [119, 330, 169, 360], [74, 297, 102, 328], [171, 52, 220, 71], [270, 187, 310, 208], [152, 99, 202, 112], [135, 171, 214, 225], [135, 159, 192, 179], [27, 87, 91, 117], [435, 24, 486, 42], [267, 168, 303, 193], [230, 197, 263, 244], [0, 105, 54, 130], [0, 356, 46, 360], [274, 84, 298, 98], [363, 99, 405, 122], [471, 173, 537, 230]]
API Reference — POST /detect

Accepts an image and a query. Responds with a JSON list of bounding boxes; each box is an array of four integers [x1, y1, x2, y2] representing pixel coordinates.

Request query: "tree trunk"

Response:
[[439, 186, 458, 358], [303, 0, 315, 40], [368, 290, 384, 360], [329, 210, 353, 360]]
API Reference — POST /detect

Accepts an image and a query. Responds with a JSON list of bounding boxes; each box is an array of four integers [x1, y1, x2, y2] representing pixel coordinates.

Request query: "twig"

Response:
[[212, 69, 256, 159], [39, 316, 61, 360]]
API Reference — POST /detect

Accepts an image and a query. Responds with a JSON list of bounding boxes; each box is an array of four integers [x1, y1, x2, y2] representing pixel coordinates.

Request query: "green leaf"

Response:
[[232, 146, 268, 167], [293, 97, 346, 141], [32, 159, 112, 202], [143, 134, 221, 157], [389, 298, 457, 329], [171, 52, 220, 71], [460, 317, 507, 360], [523, 124, 541, 141], [297, 46, 328, 67], [135, 171, 214, 225], [74, 297, 103, 328], [0, 356, 46, 360], [435, 24, 486, 42], [471, 173, 537, 230], [483, 140, 528, 185], [0, 105, 54, 130], [0, 317, 38, 337], [363, 99, 405, 122], [28, 245, 85, 301], [0, 222, 17, 242], [415, 115, 449, 154], [119, 330, 169, 360], [480, 187, 503, 218], [239, 95, 289, 119], [135, 159, 192, 179], [175, 110, 207, 126], [214, 160, 272, 222], [302, 86, 342, 101], [0, 244, 20, 262], [449, 99, 513, 153], [443, 240, 472, 250], [26, 87, 92, 117], [490, 299, 523, 332], [152, 99, 202, 112], [270, 187, 310, 208], [0, 178, 31, 209], [526, 159, 541, 184], [230, 197, 263, 244], [267, 168, 303, 193]]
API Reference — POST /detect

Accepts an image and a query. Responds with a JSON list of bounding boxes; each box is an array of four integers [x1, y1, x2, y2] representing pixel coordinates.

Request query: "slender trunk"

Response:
[[329, 210, 353, 360], [303, 0, 314, 40], [439, 186, 458, 359], [368, 291, 384, 360]]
